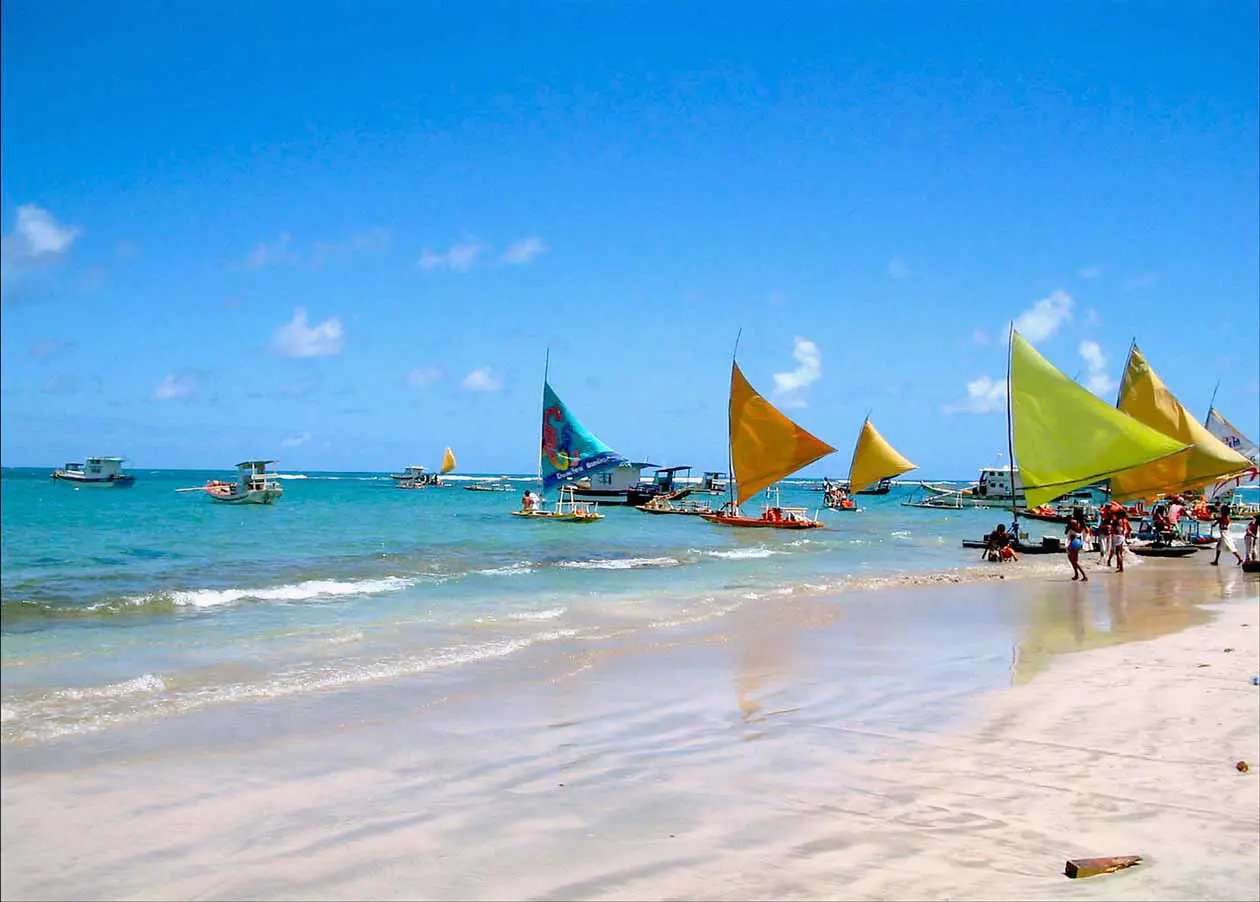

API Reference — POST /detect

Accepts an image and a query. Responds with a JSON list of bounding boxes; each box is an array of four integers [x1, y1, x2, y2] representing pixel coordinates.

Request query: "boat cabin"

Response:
[[574, 461, 657, 494], [236, 459, 280, 492], [698, 471, 728, 493], [975, 466, 1025, 500]]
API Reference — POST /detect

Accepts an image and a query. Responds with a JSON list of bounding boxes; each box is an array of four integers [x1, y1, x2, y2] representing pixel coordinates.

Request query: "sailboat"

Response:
[[833, 417, 917, 511], [512, 370, 626, 522], [701, 350, 836, 529], [1109, 344, 1253, 503], [963, 330, 1191, 555], [1201, 406, 1259, 504]]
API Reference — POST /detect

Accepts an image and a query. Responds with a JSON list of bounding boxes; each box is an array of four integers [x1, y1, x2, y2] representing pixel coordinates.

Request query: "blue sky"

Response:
[[2, 1, 1257, 477]]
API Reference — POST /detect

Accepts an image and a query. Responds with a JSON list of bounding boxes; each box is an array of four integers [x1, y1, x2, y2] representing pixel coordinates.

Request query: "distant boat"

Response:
[[51, 456, 136, 487], [179, 460, 284, 505], [827, 418, 916, 511], [513, 360, 625, 522], [701, 341, 835, 529], [390, 465, 434, 488]]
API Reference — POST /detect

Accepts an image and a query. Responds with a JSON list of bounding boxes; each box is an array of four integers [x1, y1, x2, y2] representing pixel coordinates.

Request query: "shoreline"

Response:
[[2, 560, 1256, 900]]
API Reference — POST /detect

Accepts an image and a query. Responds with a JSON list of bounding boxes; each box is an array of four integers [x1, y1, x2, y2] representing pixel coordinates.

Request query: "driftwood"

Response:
[[1064, 855, 1142, 879]]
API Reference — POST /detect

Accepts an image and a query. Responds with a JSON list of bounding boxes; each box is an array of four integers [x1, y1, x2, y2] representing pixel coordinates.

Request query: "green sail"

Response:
[[1009, 331, 1189, 508]]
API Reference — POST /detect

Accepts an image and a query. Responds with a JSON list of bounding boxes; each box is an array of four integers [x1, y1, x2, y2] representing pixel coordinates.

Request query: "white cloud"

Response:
[[31, 340, 75, 362], [243, 232, 295, 270], [1084, 308, 1101, 327], [419, 241, 483, 272], [153, 372, 199, 401], [944, 375, 1007, 415], [311, 228, 391, 267], [280, 432, 312, 448], [272, 307, 344, 358], [887, 258, 909, 280], [772, 337, 822, 408], [1078, 340, 1116, 397], [1, 205, 82, 283], [1123, 274, 1157, 291], [1013, 289, 1073, 343], [461, 367, 503, 391], [406, 366, 443, 389], [502, 236, 548, 265], [1077, 264, 1103, 280]]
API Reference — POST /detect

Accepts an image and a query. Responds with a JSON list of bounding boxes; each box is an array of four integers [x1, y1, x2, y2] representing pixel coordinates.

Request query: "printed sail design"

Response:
[[847, 418, 916, 494], [1109, 345, 1253, 502], [729, 363, 836, 505], [1203, 408, 1259, 500], [1009, 331, 1189, 509], [440, 447, 457, 474], [540, 382, 627, 491]]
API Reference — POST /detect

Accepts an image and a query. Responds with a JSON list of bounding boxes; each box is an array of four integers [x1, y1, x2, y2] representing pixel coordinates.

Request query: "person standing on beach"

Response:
[[1097, 508, 1113, 565], [1112, 511, 1131, 572], [1244, 515, 1259, 562], [1211, 509, 1244, 566], [1066, 518, 1088, 581]]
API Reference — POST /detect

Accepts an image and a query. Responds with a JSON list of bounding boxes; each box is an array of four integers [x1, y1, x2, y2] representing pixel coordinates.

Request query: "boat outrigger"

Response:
[[51, 456, 136, 487], [180, 460, 284, 505], [512, 484, 603, 522], [701, 337, 834, 530]]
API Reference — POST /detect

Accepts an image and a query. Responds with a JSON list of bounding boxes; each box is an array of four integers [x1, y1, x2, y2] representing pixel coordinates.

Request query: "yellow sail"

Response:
[[1010, 331, 1189, 509], [1109, 345, 1253, 502], [729, 362, 836, 505], [440, 447, 457, 474], [847, 418, 916, 493]]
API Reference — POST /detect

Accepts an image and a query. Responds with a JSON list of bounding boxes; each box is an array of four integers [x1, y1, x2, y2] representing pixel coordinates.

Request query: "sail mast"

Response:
[[1005, 322, 1018, 531], [1205, 379, 1220, 428], [539, 347, 550, 489], [727, 329, 742, 511]]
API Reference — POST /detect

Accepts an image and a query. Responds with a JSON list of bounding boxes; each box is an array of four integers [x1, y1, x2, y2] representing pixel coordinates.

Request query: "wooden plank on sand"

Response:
[[1064, 855, 1142, 879]]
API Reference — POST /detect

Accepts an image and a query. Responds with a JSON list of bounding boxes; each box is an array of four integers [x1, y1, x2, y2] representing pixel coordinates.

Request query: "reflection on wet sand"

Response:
[[1010, 559, 1229, 684]]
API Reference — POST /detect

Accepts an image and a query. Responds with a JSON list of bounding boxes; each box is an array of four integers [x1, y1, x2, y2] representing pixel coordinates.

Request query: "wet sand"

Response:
[[2, 557, 1257, 901]]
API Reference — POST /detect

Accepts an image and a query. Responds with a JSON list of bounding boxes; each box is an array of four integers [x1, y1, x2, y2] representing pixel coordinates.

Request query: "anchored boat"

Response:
[[51, 456, 136, 487], [181, 460, 284, 504]]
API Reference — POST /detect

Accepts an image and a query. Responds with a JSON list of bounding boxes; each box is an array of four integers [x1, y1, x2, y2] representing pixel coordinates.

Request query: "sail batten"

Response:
[[729, 363, 835, 505], [1109, 345, 1253, 502], [540, 382, 627, 491], [847, 418, 916, 494], [1009, 331, 1190, 509]]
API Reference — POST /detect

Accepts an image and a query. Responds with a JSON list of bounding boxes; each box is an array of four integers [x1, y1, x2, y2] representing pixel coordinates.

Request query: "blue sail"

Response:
[[540, 381, 627, 490]]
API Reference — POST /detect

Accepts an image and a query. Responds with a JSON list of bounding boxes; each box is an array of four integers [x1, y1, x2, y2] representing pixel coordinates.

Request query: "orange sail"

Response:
[[1110, 344, 1253, 501], [729, 362, 836, 506]]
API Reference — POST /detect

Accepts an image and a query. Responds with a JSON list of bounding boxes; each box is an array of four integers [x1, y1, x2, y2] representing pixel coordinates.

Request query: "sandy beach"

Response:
[[2, 558, 1257, 902]]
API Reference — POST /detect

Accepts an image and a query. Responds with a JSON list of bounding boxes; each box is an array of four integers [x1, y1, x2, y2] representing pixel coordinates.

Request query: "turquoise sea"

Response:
[[6, 467, 1246, 748]]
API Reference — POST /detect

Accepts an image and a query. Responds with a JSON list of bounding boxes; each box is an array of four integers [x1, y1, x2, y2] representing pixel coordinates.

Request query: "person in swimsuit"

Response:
[[1065, 518, 1088, 581]]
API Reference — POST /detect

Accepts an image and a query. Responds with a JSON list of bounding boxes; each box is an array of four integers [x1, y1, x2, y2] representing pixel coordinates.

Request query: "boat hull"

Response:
[[701, 513, 824, 529], [1130, 544, 1200, 557], [960, 539, 1062, 555], [511, 510, 602, 522], [51, 472, 136, 487], [206, 487, 283, 505]]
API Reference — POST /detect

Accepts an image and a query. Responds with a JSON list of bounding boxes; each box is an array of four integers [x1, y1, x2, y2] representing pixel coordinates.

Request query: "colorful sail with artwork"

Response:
[[540, 381, 627, 491], [1202, 407, 1258, 500], [1008, 331, 1189, 509], [440, 447, 457, 474], [1109, 344, 1253, 502], [729, 362, 836, 505], [847, 417, 916, 494]]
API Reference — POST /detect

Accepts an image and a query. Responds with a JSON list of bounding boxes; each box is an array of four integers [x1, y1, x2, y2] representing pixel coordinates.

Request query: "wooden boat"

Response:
[[635, 488, 714, 516], [961, 537, 1064, 556], [51, 456, 136, 487], [511, 484, 603, 522], [182, 460, 284, 504], [831, 417, 916, 513], [965, 330, 1192, 556], [1129, 543, 1200, 558], [465, 479, 513, 492], [700, 340, 835, 530], [513, 355, 626, 523]]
